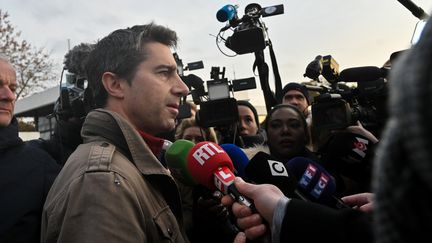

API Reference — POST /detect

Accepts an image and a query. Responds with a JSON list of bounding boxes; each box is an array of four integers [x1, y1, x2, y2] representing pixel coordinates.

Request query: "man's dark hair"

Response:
[[86, 22, 178, 108]]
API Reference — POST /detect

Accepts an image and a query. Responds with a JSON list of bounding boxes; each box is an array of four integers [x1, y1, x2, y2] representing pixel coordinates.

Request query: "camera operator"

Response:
[[281, 82, 310, 119], [29, 43, 95, 166]]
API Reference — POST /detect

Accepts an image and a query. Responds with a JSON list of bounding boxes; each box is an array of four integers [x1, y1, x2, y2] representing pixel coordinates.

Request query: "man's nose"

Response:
[[174, 74, 189, 97], [0, 86, 16, 101]]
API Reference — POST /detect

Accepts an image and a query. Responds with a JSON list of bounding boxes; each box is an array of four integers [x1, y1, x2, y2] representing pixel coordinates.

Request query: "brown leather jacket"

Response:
[[41, 109, 189, 243]]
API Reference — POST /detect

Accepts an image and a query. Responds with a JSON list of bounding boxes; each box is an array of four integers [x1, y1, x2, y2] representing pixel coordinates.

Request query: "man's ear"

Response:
[[101, 72, 126, 99]]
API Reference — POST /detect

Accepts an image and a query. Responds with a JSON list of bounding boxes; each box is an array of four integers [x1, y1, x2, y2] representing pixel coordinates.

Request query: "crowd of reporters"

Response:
[[1, 15, 431, 243]]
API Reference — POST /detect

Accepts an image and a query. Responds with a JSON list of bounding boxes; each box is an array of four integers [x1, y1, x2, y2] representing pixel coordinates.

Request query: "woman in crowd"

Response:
[[263, 104, 317, 162], [236, 100, 265, 148], [175, 117, 218, 143]]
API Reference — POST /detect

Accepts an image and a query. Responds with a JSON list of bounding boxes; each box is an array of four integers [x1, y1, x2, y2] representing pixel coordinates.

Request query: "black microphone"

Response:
[[339, 66, 388, 82], [303, 55, 323, 80], [285, 157, 350, 209], [244, 152, 309, 201]]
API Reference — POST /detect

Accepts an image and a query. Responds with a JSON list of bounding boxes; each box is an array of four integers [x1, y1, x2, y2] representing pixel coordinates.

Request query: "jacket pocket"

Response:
[[154, 205, 182, 242]]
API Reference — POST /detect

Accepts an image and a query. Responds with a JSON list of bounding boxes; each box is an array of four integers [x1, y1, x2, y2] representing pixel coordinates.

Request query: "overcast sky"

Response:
[[3, 0, 432, 107]]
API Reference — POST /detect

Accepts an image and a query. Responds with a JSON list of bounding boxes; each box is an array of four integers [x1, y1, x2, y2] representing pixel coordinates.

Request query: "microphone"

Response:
[[303, 55, 323, 80], [165, 139, 197, 186], [244, 152, 306, 200], [187, 141, 254, 208], [216, 4, 238, 22], [285, 157, 350, 209], [220, 143, 249, 179], [339, 66, 388, 82]]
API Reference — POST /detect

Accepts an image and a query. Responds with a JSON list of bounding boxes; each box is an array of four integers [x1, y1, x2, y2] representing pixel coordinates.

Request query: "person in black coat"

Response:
[[221, 177, 372, 243], [0, 54, 60, 243]]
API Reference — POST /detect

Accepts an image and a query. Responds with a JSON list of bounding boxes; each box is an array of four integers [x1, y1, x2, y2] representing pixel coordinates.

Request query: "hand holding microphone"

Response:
[[342, 192, 374, 213], [187, 141, 254, 209], [221, 177, 285, 241]]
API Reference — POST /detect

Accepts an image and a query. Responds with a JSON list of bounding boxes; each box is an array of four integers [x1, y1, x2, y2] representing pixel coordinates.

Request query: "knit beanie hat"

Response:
[[281, 82, 310, 104]]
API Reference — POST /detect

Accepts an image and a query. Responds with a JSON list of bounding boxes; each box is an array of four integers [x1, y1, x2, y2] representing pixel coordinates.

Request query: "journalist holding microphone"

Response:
[[221, 177, 372, 243]]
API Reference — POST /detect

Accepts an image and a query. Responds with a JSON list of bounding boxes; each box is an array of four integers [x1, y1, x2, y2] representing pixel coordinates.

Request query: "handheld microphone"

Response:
[[165, 139, 196, 186], [285, 157, 350, 209], [339, 66, 388, 82], [216, 4, 238, 22], [220, 143, 249, 179], [244, 152, 307, 200], [187, 141, 254, 208]]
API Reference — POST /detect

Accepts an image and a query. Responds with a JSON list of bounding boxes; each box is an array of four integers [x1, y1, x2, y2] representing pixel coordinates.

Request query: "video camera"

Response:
[[174, 53, 259, 145], [174, 53, 256, 129], [55, 71, 88, 121], [193, 66, 256, 128], [303, 55, 389, 135], [54, 43, 94, 121], [216, 3, 284, 55]]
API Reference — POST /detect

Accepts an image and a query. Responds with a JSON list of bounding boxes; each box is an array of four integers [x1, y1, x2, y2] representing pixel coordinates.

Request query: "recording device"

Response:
[[220, 143, 250, 178], [285, 157, 350, 209], [186, 141, 254, 208], [173, 52, 205, 119], [318, 132, 374, 193], [174, 52, 257, 131], [216, 3, 284, 55], [193, 66, 256, 129], [54, 43, 94, 121], [304, 55, 389, 134], [165, 139, 197, 186]]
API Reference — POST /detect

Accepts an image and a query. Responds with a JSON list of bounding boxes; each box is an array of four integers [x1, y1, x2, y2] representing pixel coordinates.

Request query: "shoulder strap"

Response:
[[87, 142, 116, 171]]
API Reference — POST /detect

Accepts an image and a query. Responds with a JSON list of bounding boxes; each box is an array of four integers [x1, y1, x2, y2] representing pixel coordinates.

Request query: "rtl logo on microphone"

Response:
[[192, 143, 225, 166], [299, 164, 317, 189], [214, 167, 235, 193]]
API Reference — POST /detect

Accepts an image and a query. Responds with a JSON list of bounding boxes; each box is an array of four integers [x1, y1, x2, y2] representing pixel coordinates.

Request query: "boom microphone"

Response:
[[285, 157, 350, 209], [339, 66, 388, 82], [165, 139, 196, 186], [220, 144, 249, 179], [187, 142, 254, 208]]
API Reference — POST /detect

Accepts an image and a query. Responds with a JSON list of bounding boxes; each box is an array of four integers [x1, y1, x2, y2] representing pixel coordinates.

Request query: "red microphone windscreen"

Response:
[[187, 141, 234, 190]]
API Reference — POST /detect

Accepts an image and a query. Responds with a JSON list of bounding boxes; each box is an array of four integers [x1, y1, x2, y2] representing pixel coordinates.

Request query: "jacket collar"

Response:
[[0, 117, 23, 151], [81, 109, 170, 176]]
